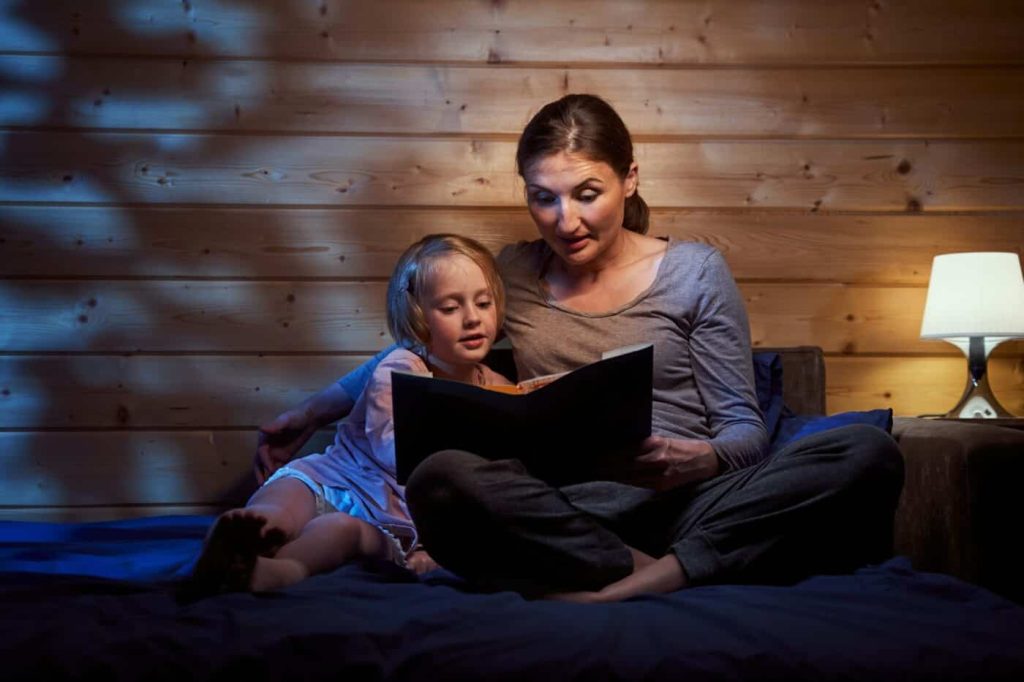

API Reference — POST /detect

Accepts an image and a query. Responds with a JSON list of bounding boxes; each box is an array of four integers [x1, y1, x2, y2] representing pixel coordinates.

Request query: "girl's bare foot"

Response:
[[191, 510, 285, 593], [250, 556, 309, 591]]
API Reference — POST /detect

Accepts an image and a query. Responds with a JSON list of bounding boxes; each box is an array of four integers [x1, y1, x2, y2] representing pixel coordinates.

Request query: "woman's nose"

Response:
[[556, 199, 579, 233]]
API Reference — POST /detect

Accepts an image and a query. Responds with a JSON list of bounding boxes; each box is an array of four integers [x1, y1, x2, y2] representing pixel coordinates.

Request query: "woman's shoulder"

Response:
[[497, 239, 548, 274], [663, 237, 720, 263]]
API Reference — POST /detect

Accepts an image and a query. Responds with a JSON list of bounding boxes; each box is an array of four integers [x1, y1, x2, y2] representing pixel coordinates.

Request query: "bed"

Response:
[[2, 349, 1023, 680], [1, 513, 1023, 681]]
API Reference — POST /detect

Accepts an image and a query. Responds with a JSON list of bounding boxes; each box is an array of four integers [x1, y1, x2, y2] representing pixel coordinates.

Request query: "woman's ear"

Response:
[[624, 162, 639, 197]]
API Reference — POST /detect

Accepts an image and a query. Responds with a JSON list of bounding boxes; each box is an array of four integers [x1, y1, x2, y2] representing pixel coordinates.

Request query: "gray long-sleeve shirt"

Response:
[[498, 238, 768, 471]]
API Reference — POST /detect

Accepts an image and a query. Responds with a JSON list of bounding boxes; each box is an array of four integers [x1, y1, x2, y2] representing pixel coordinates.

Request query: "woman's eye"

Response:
[[578, 190, 599, 202], [530, 192, 556, 205]]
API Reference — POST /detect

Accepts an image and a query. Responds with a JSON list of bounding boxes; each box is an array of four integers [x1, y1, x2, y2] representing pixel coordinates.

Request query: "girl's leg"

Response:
[[250, 512, 399, 591], [192, 477, 318, 592]]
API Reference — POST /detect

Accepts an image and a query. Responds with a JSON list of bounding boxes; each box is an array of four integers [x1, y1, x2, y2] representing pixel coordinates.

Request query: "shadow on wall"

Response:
[[0, 0, 393, 515]]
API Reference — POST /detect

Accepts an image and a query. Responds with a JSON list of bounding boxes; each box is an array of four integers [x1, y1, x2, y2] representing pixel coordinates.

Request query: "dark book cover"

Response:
[[391, 344, 653, 485]]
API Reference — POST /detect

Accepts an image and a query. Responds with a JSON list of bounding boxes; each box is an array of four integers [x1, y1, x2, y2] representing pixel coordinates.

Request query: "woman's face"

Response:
[[522, 151, 638, 271]]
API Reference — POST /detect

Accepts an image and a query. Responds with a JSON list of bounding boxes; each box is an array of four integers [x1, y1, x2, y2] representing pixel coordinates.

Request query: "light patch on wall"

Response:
[[0, 175, 113, 203], [0, 54, 63, 81], [0, 358, 45, 428], [0, 15, 59, 52], [0, 92, 53, 125], [114, 4, 266, 55], [73, 97, 213, 131], [153, 133, 201, 153], [129, 433, 191, 505]]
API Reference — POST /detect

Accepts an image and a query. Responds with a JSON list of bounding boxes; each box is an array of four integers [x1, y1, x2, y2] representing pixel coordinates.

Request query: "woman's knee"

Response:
[[818, 424, 905, 502], [405, 449, 490, 520]]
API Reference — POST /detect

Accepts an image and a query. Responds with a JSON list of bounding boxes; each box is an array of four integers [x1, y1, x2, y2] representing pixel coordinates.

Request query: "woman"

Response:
[[256, 94, 904, 602]]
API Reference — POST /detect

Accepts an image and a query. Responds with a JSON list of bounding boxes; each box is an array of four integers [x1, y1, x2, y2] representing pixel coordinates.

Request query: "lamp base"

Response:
[[944, 383, 1015, 419], [944, 336, 1017, 418]]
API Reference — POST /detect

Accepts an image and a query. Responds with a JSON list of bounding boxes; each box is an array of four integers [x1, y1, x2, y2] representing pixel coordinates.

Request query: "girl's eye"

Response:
[[477, 300, 493, 309], [439, 305, 458, 314]]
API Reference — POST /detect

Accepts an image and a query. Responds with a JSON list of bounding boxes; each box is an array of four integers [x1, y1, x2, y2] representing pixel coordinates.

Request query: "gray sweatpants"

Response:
[[405, 424, 904, 595]]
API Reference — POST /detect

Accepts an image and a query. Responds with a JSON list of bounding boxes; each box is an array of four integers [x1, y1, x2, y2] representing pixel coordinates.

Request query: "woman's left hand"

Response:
[[618, 436, 720, 491]]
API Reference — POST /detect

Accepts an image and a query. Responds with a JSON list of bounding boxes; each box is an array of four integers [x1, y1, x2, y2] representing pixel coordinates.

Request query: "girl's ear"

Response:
[[624, 162, 639, 197]]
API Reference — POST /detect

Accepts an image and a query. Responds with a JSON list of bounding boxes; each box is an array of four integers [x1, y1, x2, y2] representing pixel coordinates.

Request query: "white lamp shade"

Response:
[[920, 252, 1024, 339]]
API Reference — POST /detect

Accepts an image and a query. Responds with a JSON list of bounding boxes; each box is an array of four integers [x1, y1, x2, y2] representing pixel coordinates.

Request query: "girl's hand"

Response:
[[406, 549, 439, 575]]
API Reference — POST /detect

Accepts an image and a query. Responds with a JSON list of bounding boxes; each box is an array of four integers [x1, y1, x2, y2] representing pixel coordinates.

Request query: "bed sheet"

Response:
[[1, 515, 1023, 681]]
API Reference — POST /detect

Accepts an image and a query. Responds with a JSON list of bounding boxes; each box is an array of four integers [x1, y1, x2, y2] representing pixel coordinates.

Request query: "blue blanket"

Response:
[[2, 515, 1023, 681]]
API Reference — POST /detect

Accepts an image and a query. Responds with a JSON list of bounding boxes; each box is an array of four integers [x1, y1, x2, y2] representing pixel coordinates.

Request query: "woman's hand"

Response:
[[253, 407, 318, 485], [615, 436, 720, 491]]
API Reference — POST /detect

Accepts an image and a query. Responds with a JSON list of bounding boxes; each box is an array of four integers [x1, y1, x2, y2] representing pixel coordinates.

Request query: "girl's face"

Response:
[[523, 150, 638, 271], [420, 254, 499, 376]]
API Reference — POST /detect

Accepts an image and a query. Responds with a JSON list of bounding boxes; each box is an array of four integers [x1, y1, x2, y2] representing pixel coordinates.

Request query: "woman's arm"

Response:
[[253, 382, 353, 484], [252, 344, 398, 484], [688, 251, 769, 471]]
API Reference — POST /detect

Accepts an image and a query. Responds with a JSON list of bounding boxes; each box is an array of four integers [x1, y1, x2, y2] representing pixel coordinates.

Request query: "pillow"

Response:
[[751, 351, 785, 441], [769, 408, 894, 456]]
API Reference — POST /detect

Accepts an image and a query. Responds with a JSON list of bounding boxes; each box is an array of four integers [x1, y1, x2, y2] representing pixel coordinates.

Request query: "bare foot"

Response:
[[192, 510, 285, 593]]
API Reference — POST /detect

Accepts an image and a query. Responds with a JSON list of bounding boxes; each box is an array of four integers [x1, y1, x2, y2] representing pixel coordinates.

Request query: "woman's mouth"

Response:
[[562, 235, 589, 253]]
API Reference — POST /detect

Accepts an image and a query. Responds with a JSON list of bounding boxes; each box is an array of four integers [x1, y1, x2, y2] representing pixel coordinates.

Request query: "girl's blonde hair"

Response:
[[386, 234, 505, 352]]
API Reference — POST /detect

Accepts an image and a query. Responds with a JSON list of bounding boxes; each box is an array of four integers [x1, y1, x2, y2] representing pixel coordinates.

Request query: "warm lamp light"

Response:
[[920, 252, 1024, 418]]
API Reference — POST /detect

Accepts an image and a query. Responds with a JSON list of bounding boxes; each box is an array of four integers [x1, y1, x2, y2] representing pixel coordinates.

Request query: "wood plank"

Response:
[[0, 505, 221, 523], [5, 206, 1021, 284], [826, 355, 1024, 417], [0, 280, 389, 352], [5, 56, 1024, 138], [4, 1, 1022, 64], [0, 357, 1019, 509], [0, 355, 369, 429], [3, 132, 1023, 210], [5, 281, 1024, 355], [0, 429, 334, 507], [4, 351, 1022, 429]]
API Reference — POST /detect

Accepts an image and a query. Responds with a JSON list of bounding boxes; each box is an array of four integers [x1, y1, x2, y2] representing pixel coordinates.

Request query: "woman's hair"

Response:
[[515, 93, 650, 234], [386, 234, 506, 352]]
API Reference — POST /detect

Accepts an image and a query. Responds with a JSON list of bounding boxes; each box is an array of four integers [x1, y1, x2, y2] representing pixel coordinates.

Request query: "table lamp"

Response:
[[919, 252, 1024, 418]]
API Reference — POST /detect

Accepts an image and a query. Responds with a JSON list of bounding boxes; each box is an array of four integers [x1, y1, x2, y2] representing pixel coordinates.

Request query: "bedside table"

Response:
[[919, 417, 1024, 432], [892, 417, 1024, 603]]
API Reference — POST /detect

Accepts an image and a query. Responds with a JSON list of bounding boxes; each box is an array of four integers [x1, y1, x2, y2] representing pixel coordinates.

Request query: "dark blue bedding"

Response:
[[1, 516, 1023, 681]]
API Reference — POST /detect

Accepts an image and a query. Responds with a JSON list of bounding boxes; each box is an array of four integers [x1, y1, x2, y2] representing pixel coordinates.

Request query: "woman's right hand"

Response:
[[253, 407, 317, 485]]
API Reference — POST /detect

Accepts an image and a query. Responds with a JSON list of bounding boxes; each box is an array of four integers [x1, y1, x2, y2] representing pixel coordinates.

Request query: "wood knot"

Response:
[[116, 405, 130, 424], [896, 159, 912, 175]]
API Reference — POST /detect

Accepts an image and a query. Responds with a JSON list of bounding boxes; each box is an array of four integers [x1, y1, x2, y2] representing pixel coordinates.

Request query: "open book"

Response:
[[391, 344, 653, 485]]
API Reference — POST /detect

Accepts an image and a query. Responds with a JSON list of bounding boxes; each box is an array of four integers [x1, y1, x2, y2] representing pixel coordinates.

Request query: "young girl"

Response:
[[191, 234, 512, 593]]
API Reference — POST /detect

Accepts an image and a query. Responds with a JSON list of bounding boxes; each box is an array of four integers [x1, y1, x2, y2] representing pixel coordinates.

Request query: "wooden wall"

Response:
[[1, 0, 1022, 521]]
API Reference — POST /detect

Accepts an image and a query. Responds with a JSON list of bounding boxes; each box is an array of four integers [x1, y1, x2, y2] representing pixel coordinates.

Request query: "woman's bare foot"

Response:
[[191, 509, 285, 593]]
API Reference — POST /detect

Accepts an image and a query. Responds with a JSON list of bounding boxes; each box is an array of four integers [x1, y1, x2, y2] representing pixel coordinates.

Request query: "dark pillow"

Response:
[[769, 408, 894, 456], [751, 351, 785, 441]]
